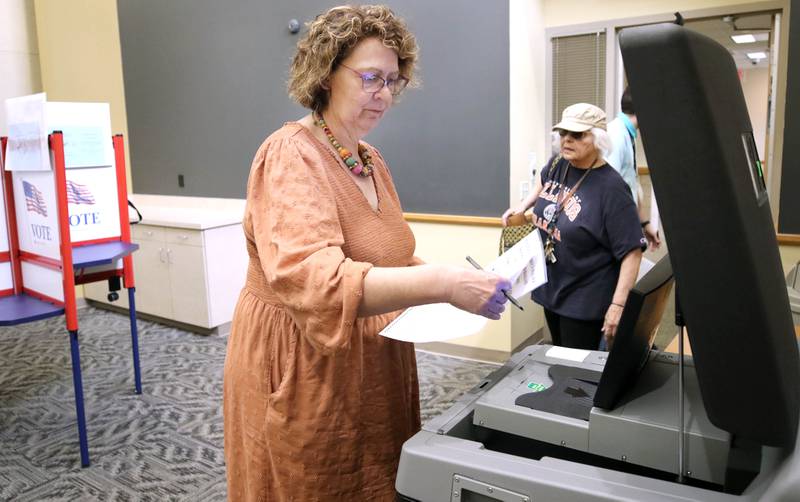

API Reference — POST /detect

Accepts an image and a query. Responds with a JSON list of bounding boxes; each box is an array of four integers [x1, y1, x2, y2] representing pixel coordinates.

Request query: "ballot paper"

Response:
[[379, 303, 488, 343], [4, 93, 49, 171], [486, 229, 548, 300], [379, 229, 549, 343], [546, 345, 590, 363]]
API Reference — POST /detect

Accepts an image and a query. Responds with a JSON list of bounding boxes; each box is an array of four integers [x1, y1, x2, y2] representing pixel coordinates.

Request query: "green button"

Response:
[[527, 382, 547, 392]]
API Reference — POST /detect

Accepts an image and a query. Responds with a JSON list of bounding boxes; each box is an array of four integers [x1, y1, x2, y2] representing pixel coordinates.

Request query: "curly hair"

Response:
[[288, 4, 419, 112], [590, 127, 613, 158]]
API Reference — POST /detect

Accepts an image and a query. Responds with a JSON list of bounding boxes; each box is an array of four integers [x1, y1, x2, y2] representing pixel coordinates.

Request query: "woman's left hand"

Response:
[[643, 222, 661, 250], [602, 303, 624, 348]]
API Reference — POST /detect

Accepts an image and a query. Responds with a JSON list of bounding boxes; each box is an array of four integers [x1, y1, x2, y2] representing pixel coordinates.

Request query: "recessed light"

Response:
[[747, 52, 767, 60], [754, 33, 770, 42], [732, 34, 756, 43]]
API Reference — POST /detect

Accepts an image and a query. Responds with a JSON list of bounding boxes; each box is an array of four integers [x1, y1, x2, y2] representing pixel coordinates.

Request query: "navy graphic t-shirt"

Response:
[[531, 155, 647, 321]]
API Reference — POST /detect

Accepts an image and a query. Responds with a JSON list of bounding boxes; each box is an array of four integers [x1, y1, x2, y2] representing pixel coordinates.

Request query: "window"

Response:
[[551, 31, 606, 125]]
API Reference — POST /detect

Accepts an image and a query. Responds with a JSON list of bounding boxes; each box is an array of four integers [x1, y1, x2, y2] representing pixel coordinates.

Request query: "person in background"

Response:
[[515, 103, 646, 350], [223, 5, 510, 501], [605, 87, 660, 249]]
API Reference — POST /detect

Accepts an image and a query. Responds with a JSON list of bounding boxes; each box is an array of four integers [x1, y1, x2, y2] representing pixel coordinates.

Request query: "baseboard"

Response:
[[416, 329, 544, 364], [85, 300, 226, 336]]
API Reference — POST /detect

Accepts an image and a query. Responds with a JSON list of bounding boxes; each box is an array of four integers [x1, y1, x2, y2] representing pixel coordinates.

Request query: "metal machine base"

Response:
[[396, 345, 789, 502]]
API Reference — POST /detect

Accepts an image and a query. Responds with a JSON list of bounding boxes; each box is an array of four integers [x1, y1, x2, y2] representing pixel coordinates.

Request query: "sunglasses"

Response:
[[558, 129, 588, 140]]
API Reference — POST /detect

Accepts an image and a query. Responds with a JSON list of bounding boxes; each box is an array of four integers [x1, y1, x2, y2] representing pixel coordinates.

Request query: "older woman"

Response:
[[504, 103, 645, 350], [223, 5, 509, 501]]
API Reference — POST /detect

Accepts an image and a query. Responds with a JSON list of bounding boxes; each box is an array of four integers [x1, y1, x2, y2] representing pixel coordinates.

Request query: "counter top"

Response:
[[130, 194, 245, 230]]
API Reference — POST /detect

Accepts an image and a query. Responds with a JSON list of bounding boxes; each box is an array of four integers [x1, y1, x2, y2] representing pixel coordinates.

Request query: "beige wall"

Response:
[[0, 0, 42, 134], [32, 0, 129, 300], [33, 0, 130, 189], [543, 0, 781, 27], [781, 244, 800, 276]]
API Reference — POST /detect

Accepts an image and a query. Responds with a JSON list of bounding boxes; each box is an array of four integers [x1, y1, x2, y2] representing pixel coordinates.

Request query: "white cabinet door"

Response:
[[203, 225, 247, 327], [166, 242, 209, 327], [83, 221, 244, 330], [132, 236, 173, 319]]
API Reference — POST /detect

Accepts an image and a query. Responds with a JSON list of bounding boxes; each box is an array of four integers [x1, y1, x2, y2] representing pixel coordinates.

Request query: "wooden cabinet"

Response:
[[85, 221, 246, 330]]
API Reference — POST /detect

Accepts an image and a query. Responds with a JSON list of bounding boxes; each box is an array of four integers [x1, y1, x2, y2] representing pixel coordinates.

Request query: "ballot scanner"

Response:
[[396, 23, 800, 502]]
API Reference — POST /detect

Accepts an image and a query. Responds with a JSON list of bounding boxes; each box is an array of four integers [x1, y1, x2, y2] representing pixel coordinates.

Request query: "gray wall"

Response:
[[118, 0, 509, 217]]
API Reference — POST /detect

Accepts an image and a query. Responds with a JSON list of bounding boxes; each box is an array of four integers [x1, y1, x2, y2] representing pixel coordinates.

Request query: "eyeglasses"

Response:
[[340, 63, 409, 96], [558, 129, 588, 140]]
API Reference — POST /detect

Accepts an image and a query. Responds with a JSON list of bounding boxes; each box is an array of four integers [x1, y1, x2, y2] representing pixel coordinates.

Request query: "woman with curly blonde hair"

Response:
[[223, 5, 510, 500]]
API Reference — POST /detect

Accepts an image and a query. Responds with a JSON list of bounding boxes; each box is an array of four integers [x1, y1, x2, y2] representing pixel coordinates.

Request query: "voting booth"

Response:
[[1, 94, 140, 467], [396, 24, 800, 501]]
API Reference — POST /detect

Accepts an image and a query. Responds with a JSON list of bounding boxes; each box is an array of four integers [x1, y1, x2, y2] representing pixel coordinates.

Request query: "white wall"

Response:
[[510, 1, 548, 207], [0, 0, 42, 134], [740, 67, 769, 161]]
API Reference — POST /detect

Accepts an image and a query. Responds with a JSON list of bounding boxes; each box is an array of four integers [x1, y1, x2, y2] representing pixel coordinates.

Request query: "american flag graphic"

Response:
[[66, 180, 96, 205], [23, 180, 48, 217]]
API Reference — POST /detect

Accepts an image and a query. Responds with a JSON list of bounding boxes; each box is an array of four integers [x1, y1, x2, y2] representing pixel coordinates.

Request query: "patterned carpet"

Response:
[[0, 307, 498, 501]]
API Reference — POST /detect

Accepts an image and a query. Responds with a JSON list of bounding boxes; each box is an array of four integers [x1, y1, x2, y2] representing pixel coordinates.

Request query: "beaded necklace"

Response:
[[314, 113, 374, 177]]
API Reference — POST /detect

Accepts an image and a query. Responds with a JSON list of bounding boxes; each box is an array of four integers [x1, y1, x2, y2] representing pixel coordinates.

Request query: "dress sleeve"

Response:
[[247, 136, 373, 354]]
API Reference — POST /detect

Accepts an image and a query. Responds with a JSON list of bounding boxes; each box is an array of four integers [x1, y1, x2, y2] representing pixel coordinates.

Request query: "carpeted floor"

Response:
[[0, 307, 498, 501]]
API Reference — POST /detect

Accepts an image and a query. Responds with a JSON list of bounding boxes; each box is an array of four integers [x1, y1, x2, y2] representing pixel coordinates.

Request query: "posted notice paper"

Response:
[[380, 229, 549, 343]]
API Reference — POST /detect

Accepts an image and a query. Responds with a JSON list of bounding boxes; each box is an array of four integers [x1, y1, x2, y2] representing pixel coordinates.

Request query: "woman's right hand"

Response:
[[501, 205, 527, 227], [444, 266, 512, 320], [502, 204, 528, 227]]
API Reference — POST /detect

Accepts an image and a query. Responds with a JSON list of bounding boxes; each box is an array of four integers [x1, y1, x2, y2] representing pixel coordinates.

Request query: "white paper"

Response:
[[5, 93, 50, 171], [649, 186, 660, 233], [487, 229, 548, 299], [0, 263, 13, 291], [546, 346, 590, 362], [46, 102, 114, 168], [379, 229, 549, 343], [637, 257, 656, 282], [0, 155, 8, 253], [379, 303, 487, 343]]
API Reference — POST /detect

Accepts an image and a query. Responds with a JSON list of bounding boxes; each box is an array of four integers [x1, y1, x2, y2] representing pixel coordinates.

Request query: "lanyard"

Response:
[[546, 158, 595, 236]]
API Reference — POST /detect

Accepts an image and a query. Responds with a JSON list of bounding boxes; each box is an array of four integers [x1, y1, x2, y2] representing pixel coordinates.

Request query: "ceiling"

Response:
[[685, 13, 773, 69]]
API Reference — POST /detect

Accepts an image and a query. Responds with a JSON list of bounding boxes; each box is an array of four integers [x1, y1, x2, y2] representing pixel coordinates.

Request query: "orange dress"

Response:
[[223, 123, 421, 501]]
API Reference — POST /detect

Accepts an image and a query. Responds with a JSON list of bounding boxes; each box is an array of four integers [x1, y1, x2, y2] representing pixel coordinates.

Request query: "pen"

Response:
[[465, 256, 524, 311]]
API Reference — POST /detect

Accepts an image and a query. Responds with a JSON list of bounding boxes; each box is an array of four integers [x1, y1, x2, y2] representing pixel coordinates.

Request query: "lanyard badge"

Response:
[[544, 235, 558, 264]]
